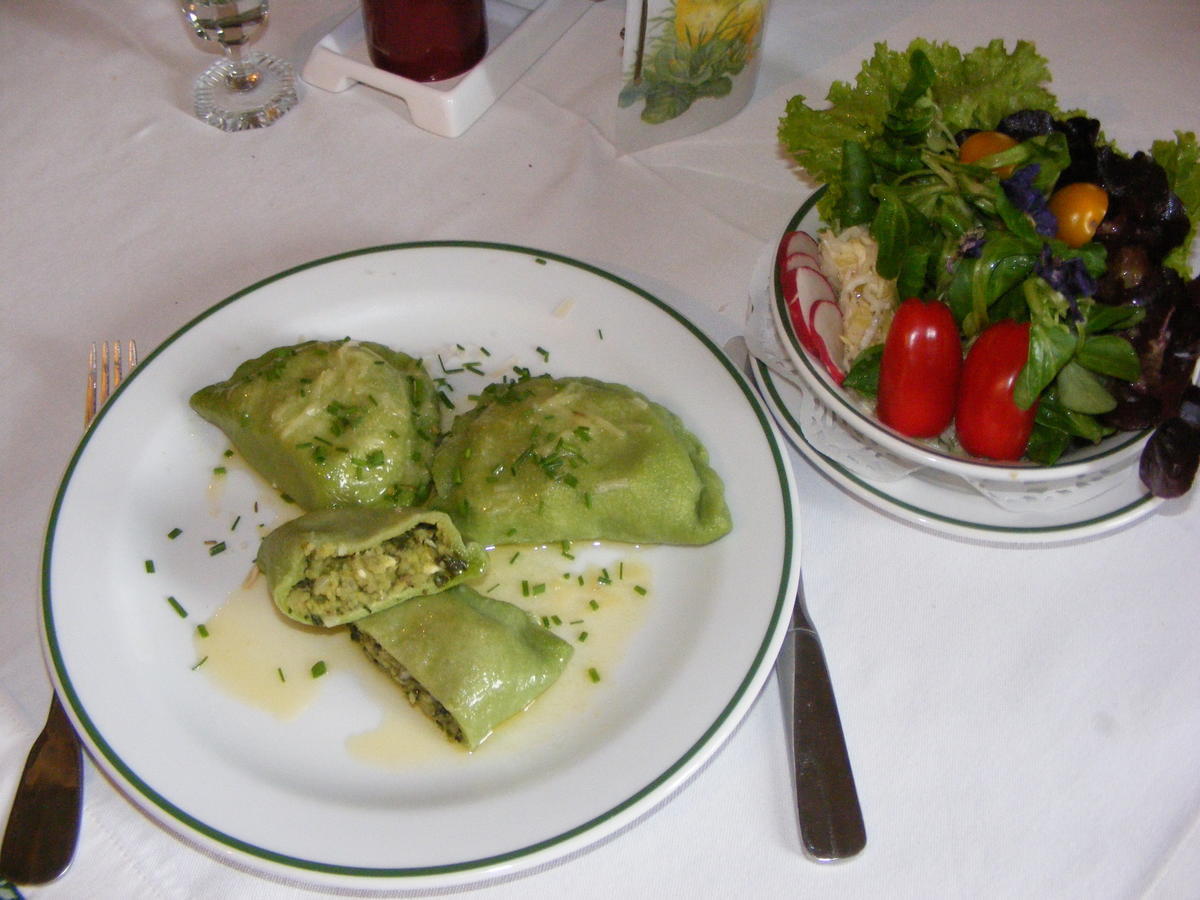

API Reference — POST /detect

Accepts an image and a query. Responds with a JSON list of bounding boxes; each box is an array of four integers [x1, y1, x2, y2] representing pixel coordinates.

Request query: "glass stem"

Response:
[[222, 43, 261, 92]]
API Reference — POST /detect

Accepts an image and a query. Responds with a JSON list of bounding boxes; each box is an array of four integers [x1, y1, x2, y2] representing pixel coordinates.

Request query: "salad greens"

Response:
[[778, 38, 1200, 469]]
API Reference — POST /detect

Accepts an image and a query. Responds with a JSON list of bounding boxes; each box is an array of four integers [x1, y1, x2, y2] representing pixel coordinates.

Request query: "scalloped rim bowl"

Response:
[[770, 189, 1153, 487]]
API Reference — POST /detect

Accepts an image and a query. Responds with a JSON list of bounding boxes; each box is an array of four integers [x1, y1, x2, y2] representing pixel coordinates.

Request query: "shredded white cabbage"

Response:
[[818, 226, 899, 364]]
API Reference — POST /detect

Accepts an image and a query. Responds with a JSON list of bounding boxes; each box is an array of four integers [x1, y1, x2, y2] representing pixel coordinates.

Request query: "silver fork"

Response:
[[0, 340, 137, 885]]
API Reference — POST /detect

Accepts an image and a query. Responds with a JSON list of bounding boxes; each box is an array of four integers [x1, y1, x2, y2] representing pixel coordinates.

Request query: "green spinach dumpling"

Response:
[[190, 340, 439, 510], [350, 585, 573, 750], [431, 375, 731, 545], [256, 507, 487, 626]]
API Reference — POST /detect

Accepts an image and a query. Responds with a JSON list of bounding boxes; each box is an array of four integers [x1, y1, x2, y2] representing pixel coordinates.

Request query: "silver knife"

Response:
[[780, 578, 866, 860], [724, 337, 865, 860]]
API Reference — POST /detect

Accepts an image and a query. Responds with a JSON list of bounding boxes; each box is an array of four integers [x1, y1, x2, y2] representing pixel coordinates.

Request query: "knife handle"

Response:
[[0, 694, 83, 884], [791, 629, 866, 860]]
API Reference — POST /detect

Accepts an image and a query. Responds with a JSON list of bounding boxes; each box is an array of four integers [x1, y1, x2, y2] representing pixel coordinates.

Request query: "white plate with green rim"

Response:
[[42, 242, 800, 889]]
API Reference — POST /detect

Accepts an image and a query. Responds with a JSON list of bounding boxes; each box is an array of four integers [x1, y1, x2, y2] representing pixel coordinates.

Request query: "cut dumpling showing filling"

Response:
[[256, 507, 487, 626], [431, 375, 732, 546], [190, 339, 439, 510], [349, 585, 574, 750]]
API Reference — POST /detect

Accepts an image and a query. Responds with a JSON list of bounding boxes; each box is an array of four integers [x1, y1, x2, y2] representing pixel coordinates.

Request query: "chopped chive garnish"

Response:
[[535, 257, 547, 265], [541, 615, 551, 628], [224, 449, 234, 458], [569, 619, 583, 625], [191, 656, 208, 671], [532, 583, 547, 596], [550, 614, 561, 624], [277, 667, 286, 682], [196, 623, 209, 638], [208, 541, 227, 556], [589, 599, 600, 611], [212, 466, 227, 476], [560, 540, 574, 559], [230, 515, 241, 531], [521, 579, 530, 597], [167, 528, 183, 540], [310, 661, 327, 678], [588, 667, 601, 682], [634, 585, 648, 595], [166, 596, 188, 618], [464, 361, 484, 375], [480, 346, 491, 357], [597, 329, 604, 340], [536, 346, 550, 362], [619, 562, 625, 579], [509, 551, 521, 565], [578, 631, 589, 642], [598, 568, 612, 585], [144, 559, 156, 573]]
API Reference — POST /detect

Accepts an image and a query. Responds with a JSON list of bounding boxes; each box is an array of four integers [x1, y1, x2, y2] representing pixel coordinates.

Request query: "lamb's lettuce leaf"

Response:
[[779, 38, 1060, 226]]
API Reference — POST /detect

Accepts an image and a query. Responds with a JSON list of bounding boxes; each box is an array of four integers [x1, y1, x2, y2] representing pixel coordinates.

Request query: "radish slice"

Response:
[[783, 250, 823, 273], [809, 299, 845, 377], [791, 265, 835, 342], [779, 266, 813, 343], [776, 229, 845, 383], [774, 230, 821, 273], [781, 230, 820, 260]]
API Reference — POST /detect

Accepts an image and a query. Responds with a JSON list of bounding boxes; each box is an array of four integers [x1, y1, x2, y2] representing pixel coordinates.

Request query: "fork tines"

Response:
[[86, 340, 138, 427]]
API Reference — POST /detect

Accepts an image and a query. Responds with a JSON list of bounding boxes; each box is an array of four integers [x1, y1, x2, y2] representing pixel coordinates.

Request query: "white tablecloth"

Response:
[[2, 1, 1198, 897]]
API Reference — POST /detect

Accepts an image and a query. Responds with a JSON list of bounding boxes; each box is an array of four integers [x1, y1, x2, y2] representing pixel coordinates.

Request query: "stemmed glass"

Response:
[[179, 0, 299, 131]]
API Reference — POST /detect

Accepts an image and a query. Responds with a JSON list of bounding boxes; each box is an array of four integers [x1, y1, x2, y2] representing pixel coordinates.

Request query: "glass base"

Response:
[[193, 50, 298, 132]]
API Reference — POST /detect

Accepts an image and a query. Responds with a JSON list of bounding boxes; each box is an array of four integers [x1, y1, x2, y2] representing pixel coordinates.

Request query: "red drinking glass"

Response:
[[362, 0, 488, 82]]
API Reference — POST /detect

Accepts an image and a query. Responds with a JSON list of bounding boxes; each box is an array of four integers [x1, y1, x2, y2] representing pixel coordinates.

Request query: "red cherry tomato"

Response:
[[955, 320, 1038, 460], [876, 298, 962, 438]]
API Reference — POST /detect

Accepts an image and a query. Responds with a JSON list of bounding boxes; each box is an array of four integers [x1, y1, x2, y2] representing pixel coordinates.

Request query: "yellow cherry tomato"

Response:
[[1048, 182, 1109, 248], [958, 131, 1019, 177]]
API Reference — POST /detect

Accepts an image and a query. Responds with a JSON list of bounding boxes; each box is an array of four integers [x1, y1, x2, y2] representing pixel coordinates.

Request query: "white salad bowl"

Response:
[[769, 189, 1153, 502]]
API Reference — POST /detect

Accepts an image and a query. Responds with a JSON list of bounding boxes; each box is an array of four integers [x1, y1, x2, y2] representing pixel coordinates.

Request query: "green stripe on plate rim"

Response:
[[755, 357, 1158, 536], [40, 241, 796, 879]]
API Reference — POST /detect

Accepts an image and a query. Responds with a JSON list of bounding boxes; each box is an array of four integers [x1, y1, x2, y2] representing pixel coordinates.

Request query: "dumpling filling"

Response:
[[290, 526, 472, 624], [256, 508, 487, 626], [348, 586, 574, 750]]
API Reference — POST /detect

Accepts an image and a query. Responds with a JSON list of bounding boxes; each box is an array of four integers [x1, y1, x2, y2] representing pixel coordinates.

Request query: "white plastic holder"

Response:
[[301, 0, 593, 137]]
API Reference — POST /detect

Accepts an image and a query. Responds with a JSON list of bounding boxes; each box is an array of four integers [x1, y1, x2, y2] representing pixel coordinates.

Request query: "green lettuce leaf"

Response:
[[1153, 130, 1200, 278]]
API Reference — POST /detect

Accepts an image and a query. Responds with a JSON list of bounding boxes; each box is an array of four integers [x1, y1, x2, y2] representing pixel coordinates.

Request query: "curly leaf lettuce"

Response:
[[1153, 130, 1200, 278]]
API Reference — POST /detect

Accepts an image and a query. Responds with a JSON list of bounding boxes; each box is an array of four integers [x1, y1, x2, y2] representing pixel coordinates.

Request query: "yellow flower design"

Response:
[[673, 0, 764, 49]]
